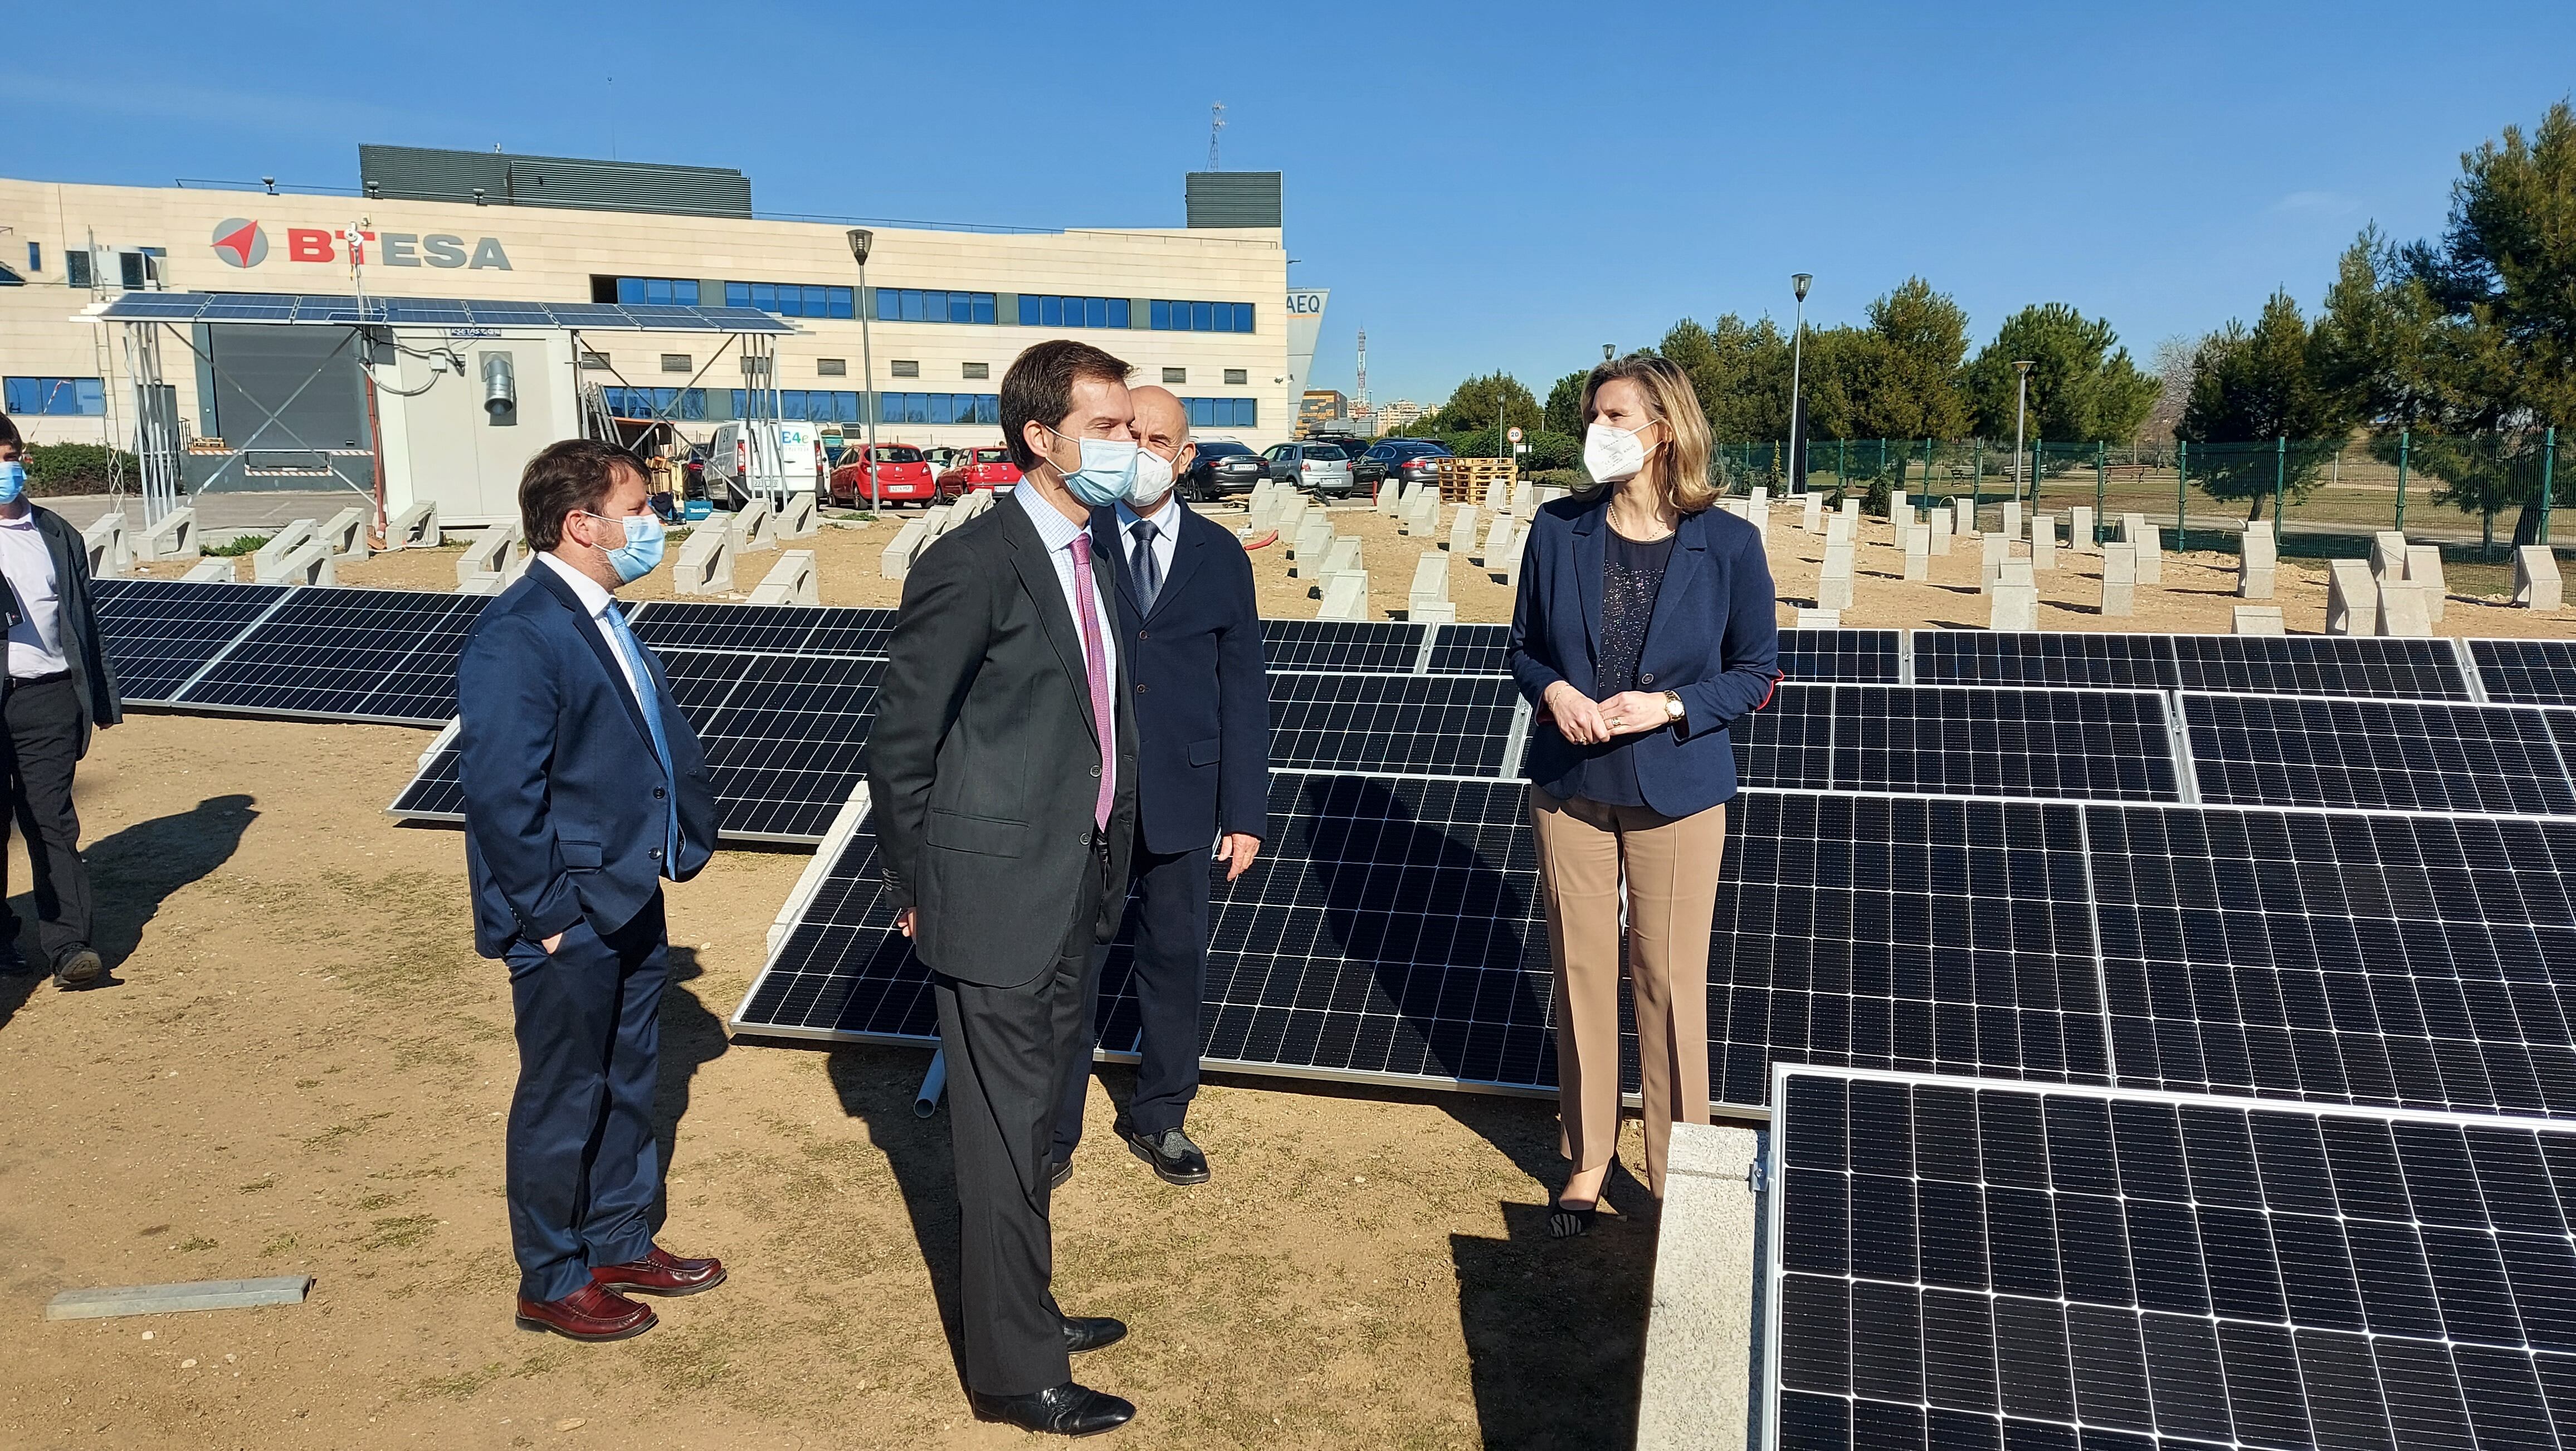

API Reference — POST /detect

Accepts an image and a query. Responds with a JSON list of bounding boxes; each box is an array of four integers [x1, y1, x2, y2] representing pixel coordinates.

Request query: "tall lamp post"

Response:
[[2011, 359, 2034, 505], [1789, 273, 1812, 491], [846, 228, 881, 514]]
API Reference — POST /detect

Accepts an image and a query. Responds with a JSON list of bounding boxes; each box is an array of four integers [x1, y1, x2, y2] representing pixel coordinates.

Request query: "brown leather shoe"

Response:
[[515, 1283, 656, 1341], [591, 1245, 726, 1297]]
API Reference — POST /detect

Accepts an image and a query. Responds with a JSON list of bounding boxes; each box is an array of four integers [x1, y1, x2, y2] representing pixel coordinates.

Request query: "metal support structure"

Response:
[[2177, 440, 2189, 548], [849, 232, 882, 514], [2094, 441, 2106, 544], [2272, 435, 2286, 530], [2542, 426, 2557, 546], [117, 322, 184, 528], [2395, 429, 2410, 532]]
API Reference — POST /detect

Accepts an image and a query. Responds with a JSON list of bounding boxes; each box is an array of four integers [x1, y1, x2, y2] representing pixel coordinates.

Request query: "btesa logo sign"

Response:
[[207, 220, 512, 271]]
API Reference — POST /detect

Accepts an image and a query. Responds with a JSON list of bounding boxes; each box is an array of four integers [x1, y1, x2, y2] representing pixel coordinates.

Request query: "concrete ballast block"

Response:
[[2370, 530, 2409, 582], [1954, 498, 1978, 537], [1635, 1123, 1762, 1451], [1929, 508, 1953, 556], [387, 500, 440, 550], [455, 525, 516, 590], [728, 496, 777, 553], [262, 537, 334, 587], [677, 525, 738, 596], [1816, 542, 1856, 612], [746, 549, 819, 607], [774, 491, 819, 540], [2378, 580, 2434, 638], [1445, 504, 1479, 555], [250, 519, 320, 583], [2325, 559, 2378, 636], [2514, 546, 2563, 612], [2102, 543, 2137, 617], [1795, 608, 1842, 629], [1323, 536, 1363, 577], [2070, 505, 2096, 553], [2234, 606, 2286, 636], [2031, 515, 2058, 572], [1408, 551, 1450, 610], [80, 512, 129, 578], [1317, 570, 1368, 621], [138, 505, 199, 561], [179, 557, 233, 583], [320, 506, 368, 561], [878, 519, 929, 581], [1990, 582, 2039, 631], [1979, 533, 2008, 593], [2240, 525, 2278, 600], [2404, 544, 2446, 621]]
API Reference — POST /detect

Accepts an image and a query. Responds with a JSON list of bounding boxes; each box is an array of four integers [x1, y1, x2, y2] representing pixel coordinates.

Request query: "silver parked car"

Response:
[[1265, 441, 1357, 499]]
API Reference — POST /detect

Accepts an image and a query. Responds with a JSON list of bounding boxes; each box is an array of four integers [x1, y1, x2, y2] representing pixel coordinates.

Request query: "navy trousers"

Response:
[[503, 893, 668, 1303], [1053, 837, 1212, 1156]]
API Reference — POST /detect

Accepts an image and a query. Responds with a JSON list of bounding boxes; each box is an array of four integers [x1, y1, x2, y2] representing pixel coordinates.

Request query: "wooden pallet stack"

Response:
[[1434, 456, 1516, 504]]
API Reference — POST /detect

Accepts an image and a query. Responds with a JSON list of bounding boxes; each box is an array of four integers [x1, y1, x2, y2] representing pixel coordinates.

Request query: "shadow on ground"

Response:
[[1452, 1198, 1658, 1451], [826, 1044, 968, 1389], [2, 793, 257, 1026], [649, 945, 730, 1234]]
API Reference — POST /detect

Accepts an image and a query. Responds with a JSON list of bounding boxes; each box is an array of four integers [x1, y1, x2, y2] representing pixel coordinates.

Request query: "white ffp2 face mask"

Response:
[[1583, 421, 1650, 485], [1126, 445, 1178, 509]]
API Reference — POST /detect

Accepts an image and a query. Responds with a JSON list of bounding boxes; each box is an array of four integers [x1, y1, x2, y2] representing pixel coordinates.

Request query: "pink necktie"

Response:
[[1069, 531, 1115, 831]]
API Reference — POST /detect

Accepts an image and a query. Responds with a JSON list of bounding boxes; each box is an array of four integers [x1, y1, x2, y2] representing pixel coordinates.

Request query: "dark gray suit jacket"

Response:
[[867, 495, 1139, 990]]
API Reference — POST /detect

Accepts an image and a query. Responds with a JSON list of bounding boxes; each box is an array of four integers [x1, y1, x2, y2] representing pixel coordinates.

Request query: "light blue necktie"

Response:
[[602, 605, 681, 876]]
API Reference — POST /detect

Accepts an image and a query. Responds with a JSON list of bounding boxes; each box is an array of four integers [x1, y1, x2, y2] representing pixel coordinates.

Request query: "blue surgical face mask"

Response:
[[0, 461, 24, 505], [1045, 426, 1137, 508], [583, 510, 666, 583]]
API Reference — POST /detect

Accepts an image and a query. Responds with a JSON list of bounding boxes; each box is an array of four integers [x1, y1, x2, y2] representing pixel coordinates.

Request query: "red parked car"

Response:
[[828, 445, 936, 508], [935, 445, 1023, 500]]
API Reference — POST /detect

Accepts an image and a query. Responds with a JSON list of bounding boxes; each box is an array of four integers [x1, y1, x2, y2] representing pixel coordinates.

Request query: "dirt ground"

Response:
[[142, 496, 2576, 642], [2, 714, 1666, 1451]]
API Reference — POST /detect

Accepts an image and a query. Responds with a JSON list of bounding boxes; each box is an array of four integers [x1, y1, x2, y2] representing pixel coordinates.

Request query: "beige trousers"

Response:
[[1528, 785, 1726, 1196]]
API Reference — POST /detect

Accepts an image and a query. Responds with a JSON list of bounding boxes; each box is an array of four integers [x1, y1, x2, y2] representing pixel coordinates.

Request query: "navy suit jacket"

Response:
[[1507, 494, 1781, 819], [457, 563, 718, 958], [1087, 499, 1271, 855]]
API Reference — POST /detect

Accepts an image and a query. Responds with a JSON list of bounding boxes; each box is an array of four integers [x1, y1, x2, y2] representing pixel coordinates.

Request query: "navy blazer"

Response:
[[1507, 494, 1781, 819], [1089, 499, 1271, 855], [457, 563, 718, 958]]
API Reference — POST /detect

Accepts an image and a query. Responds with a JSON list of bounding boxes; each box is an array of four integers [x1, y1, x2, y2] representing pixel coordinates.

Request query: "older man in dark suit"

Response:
[[869, 339, 1143, 1437]]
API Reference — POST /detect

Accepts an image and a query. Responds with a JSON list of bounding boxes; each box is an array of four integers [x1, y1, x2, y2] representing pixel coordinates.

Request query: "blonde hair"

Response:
[[1578, 353, 1715, 515]]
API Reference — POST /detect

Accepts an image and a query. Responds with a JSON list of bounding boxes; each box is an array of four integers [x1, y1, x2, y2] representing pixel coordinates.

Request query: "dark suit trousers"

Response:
[[1054, 835, 1211, 1155], [502, 893, 668, 1303], [936, 849, 1109, 1396], [1, 674, 93, 963]]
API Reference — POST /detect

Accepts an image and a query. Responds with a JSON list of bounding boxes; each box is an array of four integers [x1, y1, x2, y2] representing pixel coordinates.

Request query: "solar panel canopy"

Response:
[[1771, 1066, 2576, 1451], [94, 290, 797, 333]]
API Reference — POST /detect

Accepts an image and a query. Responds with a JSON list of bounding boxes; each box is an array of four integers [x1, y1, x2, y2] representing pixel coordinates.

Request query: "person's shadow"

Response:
[[647, 944, 730, 1235], [2, 793, 259, 1023], [825, 1046, 968, 1386]]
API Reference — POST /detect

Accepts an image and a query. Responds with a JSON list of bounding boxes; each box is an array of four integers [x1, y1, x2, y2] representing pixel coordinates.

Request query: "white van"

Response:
[[706, 419, 823, 507]]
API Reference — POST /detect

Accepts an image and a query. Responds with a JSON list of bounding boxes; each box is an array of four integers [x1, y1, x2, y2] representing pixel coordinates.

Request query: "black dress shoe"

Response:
[[1048, 1156, 1074, 1192], [969, 1381, 1135, 1436], [0, 939, 30, 976], [1117, 1120, 1211, 1186], [52, 947, 103, 989], [1062, 1314, 1126, 1353]]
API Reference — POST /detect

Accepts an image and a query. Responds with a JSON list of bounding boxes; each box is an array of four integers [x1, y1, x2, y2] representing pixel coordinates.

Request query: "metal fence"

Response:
[[1713, 431, 2567, 558]]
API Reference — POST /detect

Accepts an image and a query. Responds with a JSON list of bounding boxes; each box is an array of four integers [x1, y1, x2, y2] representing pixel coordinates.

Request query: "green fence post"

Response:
[[2177, 440, 2188, 549], [2272, 436, 2286, 530], [1972, 439, 1983, 524], [1838, 437, 1847, 500], [2031, 439, 2042, 510], [2395, 430, 2409, 532], [1923, 438, 1933, 513], [2095, 441, 2106, 542], [2544, 426, 2558, 545]]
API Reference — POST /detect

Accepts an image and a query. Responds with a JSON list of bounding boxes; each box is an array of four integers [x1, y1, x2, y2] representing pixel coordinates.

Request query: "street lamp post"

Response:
[[1789, 273, 1812, 492], [2011, 359, 2034, 505], [846, 228, 880, 514]]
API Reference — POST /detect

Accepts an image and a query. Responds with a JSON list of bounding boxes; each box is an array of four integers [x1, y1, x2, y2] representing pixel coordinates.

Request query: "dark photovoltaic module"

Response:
[[2182, 692, 2576, 816], [2471, 636, 2576, 706], [1916, 631, 2472, 699], [174, 587, 490, 725], [87, 577, 291, 704]]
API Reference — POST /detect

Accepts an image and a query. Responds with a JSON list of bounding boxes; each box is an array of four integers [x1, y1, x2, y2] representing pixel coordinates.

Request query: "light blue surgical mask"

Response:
[[1045, 426, 1137, 508], [0, 461, 23, 505], [583, 510, 666, 583]]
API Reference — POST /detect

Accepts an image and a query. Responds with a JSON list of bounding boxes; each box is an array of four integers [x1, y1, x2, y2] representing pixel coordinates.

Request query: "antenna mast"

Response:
[[1355, 329, 1369, 411], [1208, 103, 1226, 170]]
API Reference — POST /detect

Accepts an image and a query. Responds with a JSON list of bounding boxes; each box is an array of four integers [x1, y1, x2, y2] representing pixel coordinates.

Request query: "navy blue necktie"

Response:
[[1129, 518, 1162, 614]]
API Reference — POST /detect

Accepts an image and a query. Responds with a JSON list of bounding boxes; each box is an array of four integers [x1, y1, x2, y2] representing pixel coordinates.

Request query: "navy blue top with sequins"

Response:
[[1559, 526, 1675, 806]]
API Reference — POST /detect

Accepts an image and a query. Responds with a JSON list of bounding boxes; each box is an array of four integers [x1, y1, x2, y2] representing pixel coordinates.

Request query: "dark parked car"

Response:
[[1183, 439, 1266, 501], [1310, 433, 1384, 488], [1362, 439, 1454, 491]]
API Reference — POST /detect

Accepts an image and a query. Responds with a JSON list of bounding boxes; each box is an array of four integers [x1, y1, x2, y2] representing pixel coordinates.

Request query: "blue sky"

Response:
[[13, 0, 2574, 408]]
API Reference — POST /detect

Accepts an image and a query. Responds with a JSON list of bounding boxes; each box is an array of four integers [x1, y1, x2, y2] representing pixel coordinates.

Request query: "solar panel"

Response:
[[87, 578, 288, 704], [2183, 692, 2576, 816], [1707, 792, 2110, 1109], [626, 602, 895, 659], [2088, 802, 2576, 1117], [175, 588, 487, 725], [1770, 1065, 2576, 1451], [91, 292, 797, 334], [1426, 623, 1512, 674], [1259, 619, 1424, 673], [2472, 637, 2576, 705], [1779, 628, 1904, 684], [1916, 631, 2472, 699], [1729, 684, 2179, 802], [387, 744, 464, 820], [1267, 672, 1521, 775]]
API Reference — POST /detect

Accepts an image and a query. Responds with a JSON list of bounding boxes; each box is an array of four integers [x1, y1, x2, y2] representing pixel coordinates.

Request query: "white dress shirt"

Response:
[[538, 552, 647, 710], [1113, 491, 1182, 587], [0, 510, 70, 679], [1012, 483, 1119, 803]]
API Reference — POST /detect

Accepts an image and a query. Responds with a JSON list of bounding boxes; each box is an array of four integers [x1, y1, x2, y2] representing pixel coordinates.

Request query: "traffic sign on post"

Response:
[[1506, 426, 1523, 444]]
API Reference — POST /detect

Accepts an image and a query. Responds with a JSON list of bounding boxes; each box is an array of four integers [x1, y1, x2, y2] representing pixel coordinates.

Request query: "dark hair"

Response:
[[0, 411, 21, 458], [519, 438, 644, 551], [1001, 339, 1133, 473]]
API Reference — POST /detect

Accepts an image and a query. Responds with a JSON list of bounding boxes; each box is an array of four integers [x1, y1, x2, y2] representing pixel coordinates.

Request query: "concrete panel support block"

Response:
[[775, 491, 819, 540], [2515, 546, 2563, 611], [1408, 551, 1450, 609], [2031, 517, 2058, 572], [1502, 524, 1532, 587], [2378, 580, 2434, 637], [1290, 519, 1334, 577], [2240, 525, 2278, 599], [250, 519, 319, 583], [1954, 498, 1978, 537], [1902, 526, 1930, 580], [1990, 582, 2040, 631], [1636, 1123, 1762, 1451], [1323, 536, 1363, 577], [319, 506, 368, 561], [2370, 529, 2409, 583], [1446, 504, 1479, 555], [1801, 495, 1823, 534], [1409, 600, 1457, 625], [2070, 505, 2096, 553], [1979, 534, 2008, 593], [1998, 558, 2035, 590], [1823, 513, 1853, 547], [456, 525, 515, 591], [179, 557, 233, 583], [1795, 608, 1842, 629], [878, 519, 929, 581], [747, 549, 819, 607], [2404, 544, 2446, 621], [387, 500, 440, 551], [1376, 481, 1401, 515], [2002, 500, 2023, 541], [1816, 541, 1856, 612], [2102, 543, 2138, 617], [2134, 525, 2164, 586], [1478, 513, 1514, 566], [2234, 606, 2287, 636], [2326, 559, 2378, 636], [262, 538, 334, 587], [81, 512, 129, 578], [677, 526, 738, 596], [138, 505, 199, 561], [1929, 508, 1953, 556], [728, 497, 776, 553], [1316, 570, 1369, 621]]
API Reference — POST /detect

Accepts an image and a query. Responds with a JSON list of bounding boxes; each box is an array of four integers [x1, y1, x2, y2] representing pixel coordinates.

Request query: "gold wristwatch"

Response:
[[1661, 692, 1684, 723]]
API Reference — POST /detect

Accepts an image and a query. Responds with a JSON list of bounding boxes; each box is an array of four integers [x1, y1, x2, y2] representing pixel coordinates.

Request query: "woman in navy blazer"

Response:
[[1506, 353, 1779, 1236]]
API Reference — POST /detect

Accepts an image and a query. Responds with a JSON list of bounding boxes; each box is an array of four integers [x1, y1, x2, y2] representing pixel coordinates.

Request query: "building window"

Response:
[[4, 377, 107, 416], [609, 276, 701, 306], [1162, 367, 1187, 384], [870, 288, 994, 324], [26, 242, 40, 274], [817, 358, 847, 377], [661, 353, 692, 373], [65, 250, 92, 288], [726, 281, 857, 320], [733, 389, 866, 423], [962, 361, 989, 379], [602, 386, 708, 420], [120, 249, 165, 290], [1017, 295, 1130, 329], [890, 360, 920, 379], [1182, 397, 1257, 429], [1224, 368, 1248, 386], [877, 392, 1001, 426], [578, 350, 611, 368], [1151, 300, 1255, 333], [741, 356, 772, 377], [0, 260, 19, 286]]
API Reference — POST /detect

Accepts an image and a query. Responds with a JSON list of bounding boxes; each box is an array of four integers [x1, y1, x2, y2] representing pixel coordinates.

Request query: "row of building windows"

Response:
[[601, 387, 1022, 429], [605, 275, 1258, 333], [878, 393, 1002, 425], [1185, 397, 1259, 429], [612, 276, 701, 307], [731, 281, 858, 319], [4, 376, 105, 416], [602, 386, 710, 420], [1019, 295, 1128, 330], [1153, 300, 1256, 334], [879, 289, 997, 325]]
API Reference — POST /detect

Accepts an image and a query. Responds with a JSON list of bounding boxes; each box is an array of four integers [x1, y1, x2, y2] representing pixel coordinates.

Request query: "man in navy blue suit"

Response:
[[1053, 384, 1270, 1187], [458, 438, 724, 1342]]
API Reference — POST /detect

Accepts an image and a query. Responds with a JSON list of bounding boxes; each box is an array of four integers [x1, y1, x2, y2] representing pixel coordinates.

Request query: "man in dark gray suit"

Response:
[[867, 338, 1142, 1438]]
